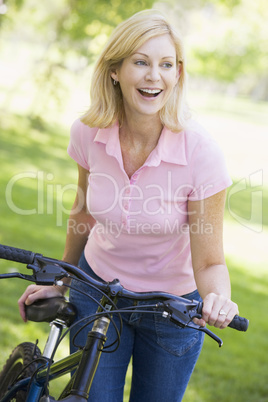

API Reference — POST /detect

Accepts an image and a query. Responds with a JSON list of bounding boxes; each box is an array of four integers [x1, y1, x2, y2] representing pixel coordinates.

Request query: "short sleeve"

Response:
[[67, 119, 90, 170], [188, 138, 232, 201]]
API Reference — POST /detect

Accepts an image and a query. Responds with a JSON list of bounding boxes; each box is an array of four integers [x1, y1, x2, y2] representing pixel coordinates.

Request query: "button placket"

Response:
[[131, 174, 138, 182], [121, 182, 132, 229], [122, 169, 142, 230]]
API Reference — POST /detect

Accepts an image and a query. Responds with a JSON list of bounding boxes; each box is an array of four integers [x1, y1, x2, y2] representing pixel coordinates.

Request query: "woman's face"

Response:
[[111, 34, 180, 121]]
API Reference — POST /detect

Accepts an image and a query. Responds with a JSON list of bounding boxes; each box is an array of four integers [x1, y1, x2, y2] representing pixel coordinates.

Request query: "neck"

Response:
[[120, 113, 163, 149]]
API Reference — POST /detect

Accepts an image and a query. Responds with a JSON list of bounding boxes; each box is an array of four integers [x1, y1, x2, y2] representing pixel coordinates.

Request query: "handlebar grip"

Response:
[[228, 315, 249, 331], [0, 244, 36, 265], [197, 302, 249, 332]]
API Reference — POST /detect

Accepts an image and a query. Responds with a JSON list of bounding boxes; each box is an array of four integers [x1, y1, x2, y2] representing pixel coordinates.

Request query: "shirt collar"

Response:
[[93, 122, 188, 167], [155, 126, 187, 166], [94, 122, 121, 157]]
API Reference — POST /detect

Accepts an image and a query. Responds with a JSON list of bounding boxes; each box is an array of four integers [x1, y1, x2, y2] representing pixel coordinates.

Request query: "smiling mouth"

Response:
[[138, 89, 163, 98]]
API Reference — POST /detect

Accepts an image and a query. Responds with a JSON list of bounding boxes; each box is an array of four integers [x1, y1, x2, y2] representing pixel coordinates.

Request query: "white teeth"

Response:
[[140, 89, 161, 94]]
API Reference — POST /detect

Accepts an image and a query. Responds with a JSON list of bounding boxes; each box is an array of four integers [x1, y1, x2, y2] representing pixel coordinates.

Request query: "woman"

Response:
[[18, 10, 239, 402]]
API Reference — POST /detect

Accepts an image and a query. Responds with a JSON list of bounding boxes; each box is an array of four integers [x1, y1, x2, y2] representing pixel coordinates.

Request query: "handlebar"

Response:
[[0, 244, 249, 346], [0, 244, 36, 265]]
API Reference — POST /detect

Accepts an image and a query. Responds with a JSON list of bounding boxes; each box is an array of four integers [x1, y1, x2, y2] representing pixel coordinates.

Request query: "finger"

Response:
[[218, 303, 239, 329], [202, 294, 224, 325], [204, 294, 232, 327], [18, 284, 37, 304], [201, 294, 214, 323], [193, 317, 206, 327], [18, 285, 40, 322], [214, 309, 229, 328], [18, 299, 27, 322], [25, 288, 48, 305], [211, 301, 230, 327], [25, 285, 63, 305], [18, 285, 53, 322], [210, 300, 239, 329]]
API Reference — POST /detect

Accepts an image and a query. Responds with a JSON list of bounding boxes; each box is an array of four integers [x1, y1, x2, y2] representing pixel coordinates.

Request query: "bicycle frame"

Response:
[[0, 244, 249, 401], [1, 295, 115, 402]]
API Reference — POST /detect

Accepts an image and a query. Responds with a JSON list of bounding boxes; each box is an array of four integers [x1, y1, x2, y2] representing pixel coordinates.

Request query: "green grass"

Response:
[[188, 89, 268, 126], [0, 107, 267, 401], [0, 112, 75, 394], [185, 259, 268, 401]]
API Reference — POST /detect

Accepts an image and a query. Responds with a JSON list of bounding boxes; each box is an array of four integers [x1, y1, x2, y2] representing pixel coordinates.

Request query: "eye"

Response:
[[162, 62, 173, 68], [134, 60, 147, 66]]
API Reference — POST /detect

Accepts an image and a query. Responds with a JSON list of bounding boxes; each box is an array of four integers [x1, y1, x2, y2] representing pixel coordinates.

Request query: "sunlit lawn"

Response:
[[0, 100, 268, 401]]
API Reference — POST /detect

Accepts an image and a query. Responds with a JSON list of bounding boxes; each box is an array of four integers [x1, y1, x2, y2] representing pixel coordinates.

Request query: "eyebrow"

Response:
[[133, 52, 175, 59]]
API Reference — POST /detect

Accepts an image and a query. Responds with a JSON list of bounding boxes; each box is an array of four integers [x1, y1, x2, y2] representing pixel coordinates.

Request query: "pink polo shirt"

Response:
[[67, 118, 232, 296]]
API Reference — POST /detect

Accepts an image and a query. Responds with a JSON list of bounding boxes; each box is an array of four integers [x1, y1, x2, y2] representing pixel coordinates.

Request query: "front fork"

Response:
[[68, 315, 110, 400], [62, 294, 116, 401]]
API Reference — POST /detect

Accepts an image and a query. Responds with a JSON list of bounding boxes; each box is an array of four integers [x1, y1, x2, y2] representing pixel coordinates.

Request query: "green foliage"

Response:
[[185, 0, 268, 82], [208, 0, 241, 9], [190, 43, 259, 82], [154, 0, 268, 99], [0, 0, 156, 116], [1, 0, 267, 122], [2, 0, 155, 46], [64, 0, 156, 39]]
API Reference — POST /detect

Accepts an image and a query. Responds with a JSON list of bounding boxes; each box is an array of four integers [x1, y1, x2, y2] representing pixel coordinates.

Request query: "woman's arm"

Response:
[[62, 163, 96, 265], [18, 164, 95, 321], [188, 189, 238, 329]]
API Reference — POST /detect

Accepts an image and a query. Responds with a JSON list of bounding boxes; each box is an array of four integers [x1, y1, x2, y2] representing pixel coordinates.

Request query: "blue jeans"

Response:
[[69, 252, 204, 402]]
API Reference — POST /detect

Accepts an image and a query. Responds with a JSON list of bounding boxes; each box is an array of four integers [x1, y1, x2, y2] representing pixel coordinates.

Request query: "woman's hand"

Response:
[[18, 284, 64, 322], [194, 293, 239, 329], [188, 191, 239, 329]]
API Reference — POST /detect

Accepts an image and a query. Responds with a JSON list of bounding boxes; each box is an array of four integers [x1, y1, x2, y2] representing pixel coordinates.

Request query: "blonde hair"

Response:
[[81, 10, 188, 132]]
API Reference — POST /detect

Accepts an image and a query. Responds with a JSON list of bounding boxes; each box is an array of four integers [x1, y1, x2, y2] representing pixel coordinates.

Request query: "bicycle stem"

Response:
[[68, 317, 110, 400]]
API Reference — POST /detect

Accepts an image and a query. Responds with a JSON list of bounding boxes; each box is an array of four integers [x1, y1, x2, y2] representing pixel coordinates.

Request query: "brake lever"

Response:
[[0, 264, 69, 285], [160, 299, 200, 327], [186, 321, 223, 347], [0, 261, 69, 285], [27, 263, 69, 285], [160, 299, 223, 347], [0, 272, 37, 282]]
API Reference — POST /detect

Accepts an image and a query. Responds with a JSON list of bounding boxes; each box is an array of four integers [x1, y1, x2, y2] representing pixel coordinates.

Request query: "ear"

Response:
[[110, 70, 118, 82], [176, 64, 182, 82]]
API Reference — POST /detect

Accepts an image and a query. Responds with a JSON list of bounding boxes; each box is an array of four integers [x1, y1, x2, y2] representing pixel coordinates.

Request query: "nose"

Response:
[[145, 65, 160, 82]]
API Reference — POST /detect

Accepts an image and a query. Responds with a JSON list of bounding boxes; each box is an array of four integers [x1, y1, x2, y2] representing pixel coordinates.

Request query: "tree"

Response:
[[155, 0, 268, 99], [0, 0, 155, 116]]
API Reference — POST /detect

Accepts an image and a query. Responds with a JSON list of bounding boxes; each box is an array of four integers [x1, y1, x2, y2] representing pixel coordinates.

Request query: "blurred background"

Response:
[[0, 0, 267, 400]]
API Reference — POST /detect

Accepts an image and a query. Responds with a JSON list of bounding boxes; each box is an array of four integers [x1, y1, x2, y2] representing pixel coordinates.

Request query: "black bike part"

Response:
[[0, 244, 249, 347], [0, 244, 250, 329], [54, 396, 88, 401], [161, 299, 200, 327], [197, 302, 249, 332], [0, 244, 36, 265], [68, 332, 107, 401], [228, 315, 249, 331], [161, 299, 224, 346], [26, 297, 77, 327], [28, 263, 69, 285], [0, 342, 41, 401]]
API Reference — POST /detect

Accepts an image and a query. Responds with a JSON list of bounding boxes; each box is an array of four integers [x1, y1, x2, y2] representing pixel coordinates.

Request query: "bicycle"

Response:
[[0, 244, 249, 401]]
